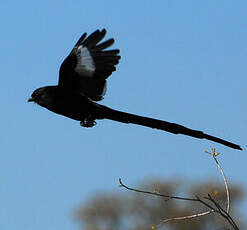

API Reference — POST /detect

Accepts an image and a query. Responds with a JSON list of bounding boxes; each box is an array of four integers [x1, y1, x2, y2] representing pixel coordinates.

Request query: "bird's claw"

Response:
[[80, 116, 97, 128]]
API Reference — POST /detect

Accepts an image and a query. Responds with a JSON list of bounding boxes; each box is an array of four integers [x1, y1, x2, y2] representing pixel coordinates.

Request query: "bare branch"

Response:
[[119, 148, 240, 229], [205, 194, 239, 230], [119, 178, 216, 223]]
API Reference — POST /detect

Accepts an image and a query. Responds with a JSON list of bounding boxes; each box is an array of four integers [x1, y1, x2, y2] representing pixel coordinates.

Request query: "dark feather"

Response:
[[59, 29, 120, 101]]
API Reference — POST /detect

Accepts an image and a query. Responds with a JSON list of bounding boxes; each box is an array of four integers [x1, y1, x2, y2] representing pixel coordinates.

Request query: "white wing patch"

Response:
[[101, 81, 107, 97], [75, 45, 95, 77]]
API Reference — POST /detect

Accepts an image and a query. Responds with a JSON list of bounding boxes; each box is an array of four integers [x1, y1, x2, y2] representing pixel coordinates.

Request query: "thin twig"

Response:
[[161, 210, 213, 223], [205, 148, 230, 213], [119, 178, 196, 201]]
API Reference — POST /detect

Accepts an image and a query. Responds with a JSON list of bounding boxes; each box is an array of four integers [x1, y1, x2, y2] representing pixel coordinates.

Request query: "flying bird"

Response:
[[28, 29, 242, 150]]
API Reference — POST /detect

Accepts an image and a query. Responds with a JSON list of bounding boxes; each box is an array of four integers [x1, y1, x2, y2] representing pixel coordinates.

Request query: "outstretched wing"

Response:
[[59, 29, 120, 101]]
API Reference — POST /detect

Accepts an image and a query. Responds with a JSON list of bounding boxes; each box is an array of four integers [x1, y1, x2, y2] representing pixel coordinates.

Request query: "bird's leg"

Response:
[[80, 115, 97, 128]]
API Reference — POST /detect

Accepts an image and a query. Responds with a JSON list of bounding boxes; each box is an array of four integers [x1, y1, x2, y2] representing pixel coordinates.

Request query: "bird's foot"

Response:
[[80, 116, 97, 128]]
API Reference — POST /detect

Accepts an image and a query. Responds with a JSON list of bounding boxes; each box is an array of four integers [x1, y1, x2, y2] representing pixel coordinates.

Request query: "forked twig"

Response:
[[119, 148, 239, 229]]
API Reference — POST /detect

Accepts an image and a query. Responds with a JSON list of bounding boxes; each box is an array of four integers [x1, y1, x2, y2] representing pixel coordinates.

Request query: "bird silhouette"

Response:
[[28, 29, 242, 150]]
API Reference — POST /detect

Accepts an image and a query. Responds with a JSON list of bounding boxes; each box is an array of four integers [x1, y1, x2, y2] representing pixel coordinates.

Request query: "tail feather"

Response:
[[100, 106, 242, 150]]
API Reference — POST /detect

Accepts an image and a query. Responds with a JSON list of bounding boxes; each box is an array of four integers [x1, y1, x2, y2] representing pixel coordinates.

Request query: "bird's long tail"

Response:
[[100, 105, 242, 150]]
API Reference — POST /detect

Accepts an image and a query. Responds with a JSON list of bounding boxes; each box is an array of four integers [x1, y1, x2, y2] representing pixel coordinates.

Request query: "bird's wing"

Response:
[[59, 29, 120, 101]]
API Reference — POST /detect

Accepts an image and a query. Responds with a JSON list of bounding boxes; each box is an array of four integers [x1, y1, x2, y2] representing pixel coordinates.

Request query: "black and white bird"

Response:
[[28, 29, 242, 150]]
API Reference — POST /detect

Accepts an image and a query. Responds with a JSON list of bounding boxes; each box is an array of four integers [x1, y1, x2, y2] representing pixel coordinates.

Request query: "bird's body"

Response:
[[34, 86, 99, 121], [29, 29, 242, 150]]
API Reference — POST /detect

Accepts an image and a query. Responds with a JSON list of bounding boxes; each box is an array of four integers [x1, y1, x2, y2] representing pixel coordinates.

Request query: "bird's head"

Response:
[[28, 86, 55, 107]]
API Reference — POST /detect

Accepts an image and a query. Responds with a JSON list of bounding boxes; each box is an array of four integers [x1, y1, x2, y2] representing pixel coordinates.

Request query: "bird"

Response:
[[28, 29, 242, 150]]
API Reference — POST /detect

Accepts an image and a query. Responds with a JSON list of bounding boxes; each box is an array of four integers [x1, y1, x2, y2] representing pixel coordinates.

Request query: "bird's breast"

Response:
[[47, 92, 95, 121]]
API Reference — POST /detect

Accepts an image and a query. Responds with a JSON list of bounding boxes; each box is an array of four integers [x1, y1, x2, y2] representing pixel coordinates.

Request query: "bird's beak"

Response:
[[28, 97, 34, 102]]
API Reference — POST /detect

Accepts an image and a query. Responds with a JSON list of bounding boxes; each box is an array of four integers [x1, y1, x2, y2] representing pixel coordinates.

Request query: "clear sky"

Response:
[[1, 1, 246, 229]]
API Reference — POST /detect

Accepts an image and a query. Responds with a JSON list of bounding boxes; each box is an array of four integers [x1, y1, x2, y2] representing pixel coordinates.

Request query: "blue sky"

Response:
[[1, 1, 246, 229]]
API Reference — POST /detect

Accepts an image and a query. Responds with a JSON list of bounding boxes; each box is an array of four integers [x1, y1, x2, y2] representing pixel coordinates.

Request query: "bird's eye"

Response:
[[32, 93, 37, 99]]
